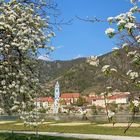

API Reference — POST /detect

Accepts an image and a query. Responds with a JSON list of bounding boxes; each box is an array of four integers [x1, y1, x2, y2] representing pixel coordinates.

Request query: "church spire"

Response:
[[54, 81, 60, 99], [53, 81, 60, 114]]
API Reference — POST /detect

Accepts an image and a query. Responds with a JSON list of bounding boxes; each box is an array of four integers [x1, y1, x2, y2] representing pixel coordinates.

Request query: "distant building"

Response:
[[91, 92, 130, 107], [108, 93, 130, 104], [36, 97, 54, 109], [60, 93, 80, 105], [91, 96, 105, 107], [35, 81, 131, 114], [89, 92, 96, 97]]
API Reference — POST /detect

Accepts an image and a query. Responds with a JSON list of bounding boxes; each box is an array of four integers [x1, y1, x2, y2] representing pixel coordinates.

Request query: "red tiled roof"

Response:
[[88, 93, 129, 101], [90, 96, 104, 100], [108, 94, 129, 100], [96, 96, 104, 100], [60, 93, 80, 98], [88, 96, 97, 99], [36, 97, 54, 102]]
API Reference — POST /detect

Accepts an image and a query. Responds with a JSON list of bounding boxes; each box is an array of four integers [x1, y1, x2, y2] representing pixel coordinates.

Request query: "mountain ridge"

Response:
[[37, 48, 140, 96]]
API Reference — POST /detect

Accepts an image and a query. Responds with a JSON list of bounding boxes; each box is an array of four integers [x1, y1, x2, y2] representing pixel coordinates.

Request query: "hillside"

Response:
[[37, 48, 140, 96]]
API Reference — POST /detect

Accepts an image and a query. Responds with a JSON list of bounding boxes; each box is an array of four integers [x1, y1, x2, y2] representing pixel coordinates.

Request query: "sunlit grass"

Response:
[[0, 120, 140, 137]]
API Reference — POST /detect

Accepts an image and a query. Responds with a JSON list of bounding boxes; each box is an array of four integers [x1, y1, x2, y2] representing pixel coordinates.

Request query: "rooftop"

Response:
[[60, 93, 80, 98]]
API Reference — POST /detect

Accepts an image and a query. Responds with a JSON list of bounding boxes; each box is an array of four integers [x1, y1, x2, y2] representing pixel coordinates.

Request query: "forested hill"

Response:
[[37, 48, 140, 96]]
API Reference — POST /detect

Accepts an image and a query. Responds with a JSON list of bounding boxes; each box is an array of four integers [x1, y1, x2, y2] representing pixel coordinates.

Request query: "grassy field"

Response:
[[0, 121, 140, 137], [0, 133, 98, 140]]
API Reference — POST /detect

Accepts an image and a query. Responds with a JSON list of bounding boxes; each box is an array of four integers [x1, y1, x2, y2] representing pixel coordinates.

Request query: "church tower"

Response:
[[53, 81, 60, 114], [54, 81, 60, 100]]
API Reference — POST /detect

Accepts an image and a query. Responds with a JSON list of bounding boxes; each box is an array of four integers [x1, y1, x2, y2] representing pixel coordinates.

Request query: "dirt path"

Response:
[[97, 123, 140, 127], [0, 131, 140, 140], [49, 122, 91, 126]]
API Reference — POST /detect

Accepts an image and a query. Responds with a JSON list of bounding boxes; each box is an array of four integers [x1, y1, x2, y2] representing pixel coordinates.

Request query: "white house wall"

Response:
[[92, 100, 105, 107], [92, 97, 129, 107], [116, 98, 128, 104]]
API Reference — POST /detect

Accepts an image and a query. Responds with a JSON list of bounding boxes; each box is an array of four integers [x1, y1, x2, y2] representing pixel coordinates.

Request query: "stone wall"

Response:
[[45, 114, 140, 123], [0, 114, 140, 123]]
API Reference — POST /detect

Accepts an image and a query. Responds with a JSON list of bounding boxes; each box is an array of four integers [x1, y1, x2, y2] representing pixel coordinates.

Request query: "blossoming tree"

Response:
[[0, 0, 55, 115], [105, 0, 140, 132], [87, 0, 140, 132]]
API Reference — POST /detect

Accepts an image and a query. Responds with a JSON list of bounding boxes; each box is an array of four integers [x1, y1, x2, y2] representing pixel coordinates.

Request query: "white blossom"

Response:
[[10, 105, 19, 111], [125, 23, 136, 29], [117, 20, 126, 26], [107, 17, 114, 22], [108, 110, 115, 118], [132, 100, 139, 107], [106, 86, 112, 90], [136, 35, 140, 40], [115, 14, 126, 21], [110, 68, 117, 73], [127, 51, 137, 56], [130, 6, 138, 12], [1, 80, 6, 85], [50, 46, 55, 51], [102, 65, 110, 73], [127, 70, 139, 79], [105, 28, 115, 35], [122, 43, 129, 48], [112, 47, 119, 51]]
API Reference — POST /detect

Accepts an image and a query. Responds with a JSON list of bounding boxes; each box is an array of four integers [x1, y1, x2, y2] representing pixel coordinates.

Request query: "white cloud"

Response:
[[38, 55, 51, 61], [74, 54, 82, 59], [56, 45, 64, 49]]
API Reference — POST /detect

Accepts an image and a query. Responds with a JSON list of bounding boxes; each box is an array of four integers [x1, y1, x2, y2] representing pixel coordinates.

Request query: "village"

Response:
[[35, 82, 131, 115]]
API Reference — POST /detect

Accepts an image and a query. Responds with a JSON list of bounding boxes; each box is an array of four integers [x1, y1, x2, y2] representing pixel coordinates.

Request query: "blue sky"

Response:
[[40, 0, 133, 60]]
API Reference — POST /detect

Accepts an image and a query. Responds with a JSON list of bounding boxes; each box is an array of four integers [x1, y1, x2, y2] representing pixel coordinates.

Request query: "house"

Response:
[[35, 97, 54, 109], [108, 93, 130, 104], [60, 93, 80, 105], [91, 96, 106, 107], [91, 92, 130, 107]]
